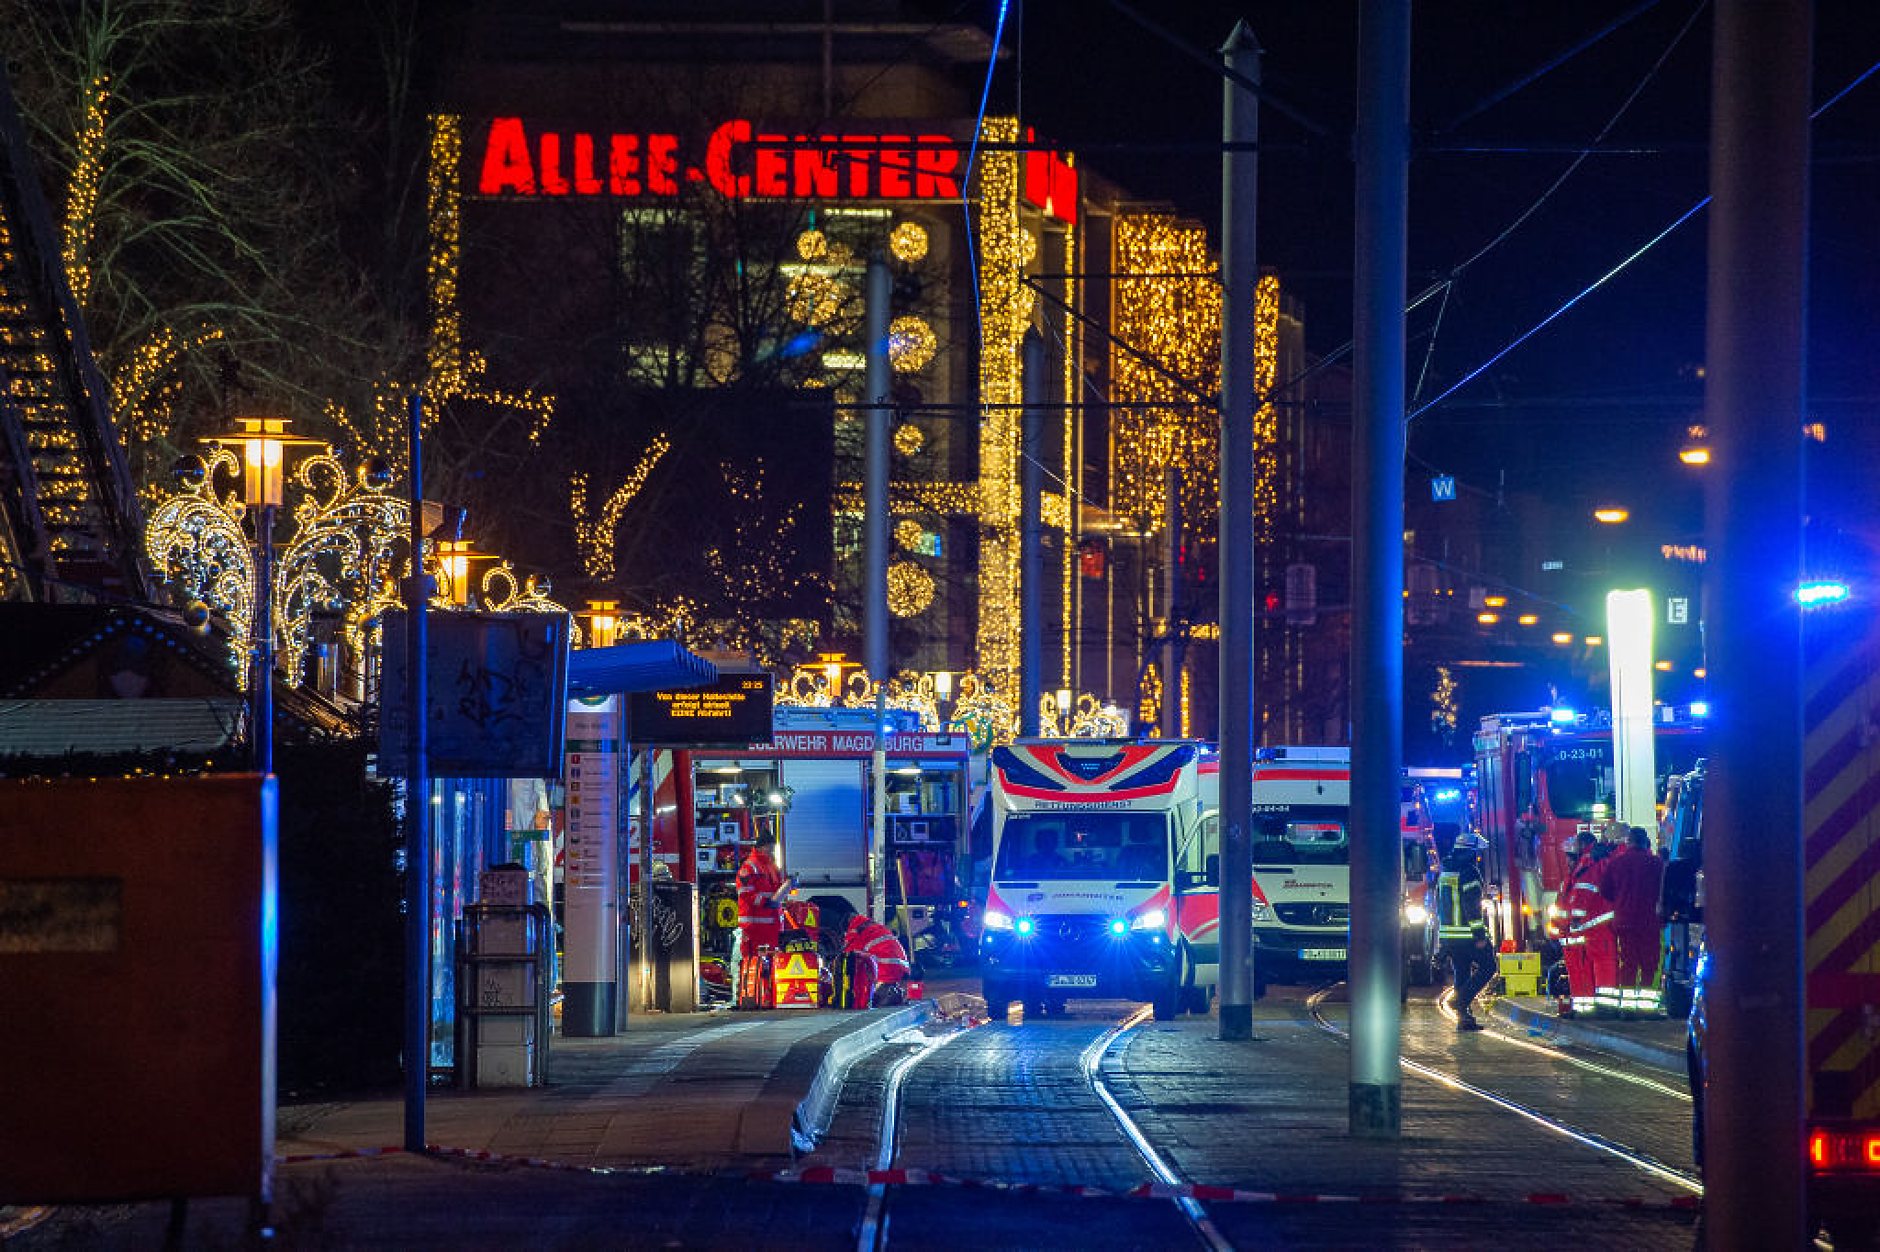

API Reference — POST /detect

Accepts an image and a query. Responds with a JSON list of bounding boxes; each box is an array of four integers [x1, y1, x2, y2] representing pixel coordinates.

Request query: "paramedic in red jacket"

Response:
[[736, 831, 791, 957], [842, 914, 911, 983], [1603, 826, 1668, 1011]]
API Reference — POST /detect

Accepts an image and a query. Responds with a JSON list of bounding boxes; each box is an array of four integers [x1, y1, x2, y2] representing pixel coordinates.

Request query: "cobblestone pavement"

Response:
[[10, 987, 1714, 1249]]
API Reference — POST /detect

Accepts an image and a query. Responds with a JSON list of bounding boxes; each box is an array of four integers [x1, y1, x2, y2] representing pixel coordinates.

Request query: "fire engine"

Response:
[[1471, 707, 1707, 960]]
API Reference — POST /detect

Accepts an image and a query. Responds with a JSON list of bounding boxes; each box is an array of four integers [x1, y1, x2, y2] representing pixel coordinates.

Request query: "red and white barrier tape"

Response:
[[276, 1145, 1698, 1210]]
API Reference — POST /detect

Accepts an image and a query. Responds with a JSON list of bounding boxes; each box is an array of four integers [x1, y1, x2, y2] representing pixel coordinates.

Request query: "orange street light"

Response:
[[1679, 423, 1710, 465], [1552, 632, 1574, 645], [584, 600, 620, 648], [1518, 614, 1539, 626], [1593, 507, 1630, 524]]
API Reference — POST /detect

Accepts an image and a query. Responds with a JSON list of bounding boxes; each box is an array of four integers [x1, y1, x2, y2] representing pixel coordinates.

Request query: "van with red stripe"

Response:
[[1185, 747, 1353, 983], [979, 740, 1202, 1020]]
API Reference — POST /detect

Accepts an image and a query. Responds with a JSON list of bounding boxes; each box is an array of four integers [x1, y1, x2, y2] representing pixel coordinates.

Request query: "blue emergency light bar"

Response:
[[1796, 580, 1851, 607]]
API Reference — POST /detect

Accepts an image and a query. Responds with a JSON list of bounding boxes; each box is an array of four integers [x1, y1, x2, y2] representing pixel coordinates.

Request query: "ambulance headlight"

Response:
[[1403, 902, 1429, 926], [983, 909, 1014, 932], [1250, 901, 1271, 921], [1129, 908, 1167, 933]]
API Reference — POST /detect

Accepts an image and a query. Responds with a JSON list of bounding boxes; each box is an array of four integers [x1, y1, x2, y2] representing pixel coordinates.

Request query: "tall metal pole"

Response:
[[1348, 0, 1408, 1139], [1216, 20, 1261, 1042], [639, 748, 655, 1012], [253, 505, 275, 775], [1703, 2, 1808, 1242], [402, 392, 431, 1152], [1021, 331, 1045, 737], [865, 254, 891, 925], [1161, 468, 1180, 739]]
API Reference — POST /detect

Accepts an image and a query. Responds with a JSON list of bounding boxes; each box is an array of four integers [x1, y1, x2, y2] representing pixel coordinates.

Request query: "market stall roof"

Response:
[[0, 697, 244, 758], [567, 639, 716, 697]]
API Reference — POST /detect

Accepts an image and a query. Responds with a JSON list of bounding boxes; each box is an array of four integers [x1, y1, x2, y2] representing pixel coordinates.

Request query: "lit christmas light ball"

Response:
[[889, 221, 929, 262], [887, 561, 935, 616], [888, 315, 936, 372]]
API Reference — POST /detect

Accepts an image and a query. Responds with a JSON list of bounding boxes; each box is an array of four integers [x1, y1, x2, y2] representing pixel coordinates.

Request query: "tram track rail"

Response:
[[1305, 985, 1702, 1197], [857, 1004, 1233, 1251], [1080, 1005, 1236, 1252]]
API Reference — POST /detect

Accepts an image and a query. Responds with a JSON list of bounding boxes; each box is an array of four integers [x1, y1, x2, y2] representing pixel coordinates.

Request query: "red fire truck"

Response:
[[1472, 707, 1707, 959]]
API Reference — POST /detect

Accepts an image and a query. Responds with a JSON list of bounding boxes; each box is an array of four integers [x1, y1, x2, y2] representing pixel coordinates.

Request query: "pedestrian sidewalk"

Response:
[[279, 1000, 935, 1171], [1488, 993, 1688, 1072]]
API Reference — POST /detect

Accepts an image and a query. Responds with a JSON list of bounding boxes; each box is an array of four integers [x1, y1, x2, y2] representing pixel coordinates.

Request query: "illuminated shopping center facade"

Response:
[[427, 3, 1341, 742]]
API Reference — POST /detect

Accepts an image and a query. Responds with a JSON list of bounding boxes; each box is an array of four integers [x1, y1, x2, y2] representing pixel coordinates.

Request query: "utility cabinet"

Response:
[[456, 900, 551, 1088]]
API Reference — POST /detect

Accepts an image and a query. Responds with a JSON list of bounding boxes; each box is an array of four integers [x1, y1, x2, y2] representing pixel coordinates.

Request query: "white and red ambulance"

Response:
[[979, 740, 1203, 1020]]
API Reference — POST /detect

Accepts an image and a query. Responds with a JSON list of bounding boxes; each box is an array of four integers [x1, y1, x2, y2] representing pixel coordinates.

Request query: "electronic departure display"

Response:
[[627, 673, 773, 747]]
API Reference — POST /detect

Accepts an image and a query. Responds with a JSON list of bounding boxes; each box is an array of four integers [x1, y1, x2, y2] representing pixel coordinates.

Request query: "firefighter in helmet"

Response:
[[1437, 831, 1496, 1031]]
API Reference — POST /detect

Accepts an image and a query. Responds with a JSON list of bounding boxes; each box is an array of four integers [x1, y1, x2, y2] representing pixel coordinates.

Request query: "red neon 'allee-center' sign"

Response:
[[478, 117, 963, 202], [473, 117, 1077, 223]]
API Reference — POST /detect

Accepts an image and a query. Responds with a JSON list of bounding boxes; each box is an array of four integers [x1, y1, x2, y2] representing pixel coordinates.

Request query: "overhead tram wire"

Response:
[[1103, 0, 1334, 143], [1438, 0, 1669, 133], [1405, 0, 1703, 419], [1409, 53, 1880, 424], [958, 0, 1013, 368]]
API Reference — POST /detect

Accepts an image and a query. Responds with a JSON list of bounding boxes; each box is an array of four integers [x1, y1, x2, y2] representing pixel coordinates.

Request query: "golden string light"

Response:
[[796, 229, 829, 261], [333, 113, 558, 476], [892, 423, 924, 456], [1111, 211, 1221, 534], [60, 74, 108, 305], [569, 432, 671, 578], [1059, 220, 1078, 688], [1252, 273, 1283, 543], [1, 217, 98, 552], [975, 116, 1026, 692]]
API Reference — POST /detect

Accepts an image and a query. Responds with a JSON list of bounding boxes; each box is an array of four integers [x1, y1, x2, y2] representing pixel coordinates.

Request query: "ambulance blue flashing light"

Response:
[[1548, 707, 1577, 724], [1796, 580, 1850, 607], [1689, 701, 1710, 718], [1014, 916, 1037, 938]]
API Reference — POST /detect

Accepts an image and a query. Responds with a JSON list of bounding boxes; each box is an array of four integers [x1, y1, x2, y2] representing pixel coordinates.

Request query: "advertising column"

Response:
[[563, 695, 620, 1035]]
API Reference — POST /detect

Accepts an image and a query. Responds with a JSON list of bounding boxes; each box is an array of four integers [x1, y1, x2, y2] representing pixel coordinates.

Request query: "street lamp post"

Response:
[[213, 417, 321, 774]]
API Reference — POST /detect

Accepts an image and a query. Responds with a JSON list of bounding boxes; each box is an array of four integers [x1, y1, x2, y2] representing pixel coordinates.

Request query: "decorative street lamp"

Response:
[[211, 416, 324, 773], [582, 600, 620, 649]]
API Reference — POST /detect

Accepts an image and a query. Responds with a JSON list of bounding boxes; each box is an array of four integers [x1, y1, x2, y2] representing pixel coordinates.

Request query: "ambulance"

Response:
[[978, 740, 1204, 1020], [1239, 747, 1355, 980]]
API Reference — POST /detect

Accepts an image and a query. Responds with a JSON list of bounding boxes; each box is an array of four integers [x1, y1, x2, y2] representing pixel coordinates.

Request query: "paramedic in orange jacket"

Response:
[[842, 915, 912, 983], [736, 830, 792, 957]]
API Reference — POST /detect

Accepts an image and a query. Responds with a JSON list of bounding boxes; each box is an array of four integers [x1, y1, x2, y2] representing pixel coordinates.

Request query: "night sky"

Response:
[[986, 1, 1880, 565]]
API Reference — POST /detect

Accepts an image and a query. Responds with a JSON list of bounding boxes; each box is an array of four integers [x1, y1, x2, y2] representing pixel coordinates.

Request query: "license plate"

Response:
[[1045, 974, 1099, 988], [1301, 948, 1347, 961]]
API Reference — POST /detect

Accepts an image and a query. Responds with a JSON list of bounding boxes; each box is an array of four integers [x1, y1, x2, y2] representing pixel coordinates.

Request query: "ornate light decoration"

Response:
[[893, 423, 924, 456], [145, 448, 256, 680], [146, 443, 567, 697], [272, 451, 409, 687], [894, 519, 924, 550], [796, 229, 829, 262], [888, 221, 928, 263], [888, 315, 936, 373], [787, 270, 845, 327], [886, 559, 935, 616]]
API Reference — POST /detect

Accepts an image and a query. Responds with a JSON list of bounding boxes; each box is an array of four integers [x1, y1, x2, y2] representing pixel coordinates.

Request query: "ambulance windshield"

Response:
[[1251, 810, 1350, 865], [994, 812, 1170, 881]]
